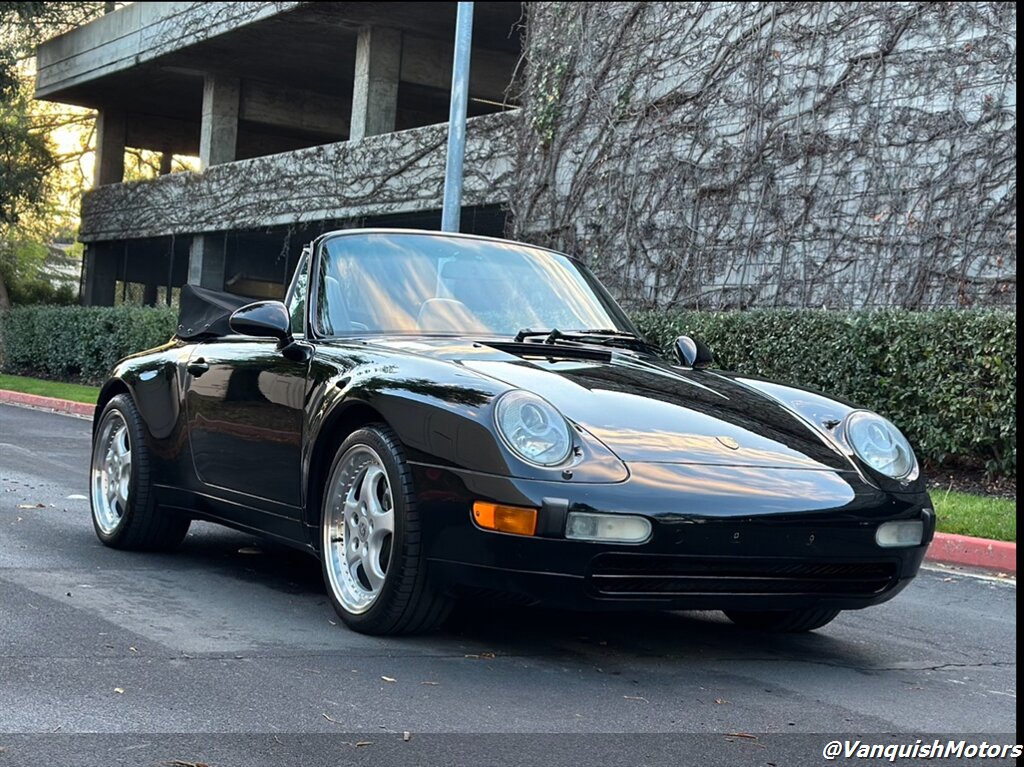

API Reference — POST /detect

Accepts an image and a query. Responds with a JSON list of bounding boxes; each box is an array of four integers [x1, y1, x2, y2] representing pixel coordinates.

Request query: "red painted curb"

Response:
[[0, 389, 94, 417], [926, 532, 1016, 575]]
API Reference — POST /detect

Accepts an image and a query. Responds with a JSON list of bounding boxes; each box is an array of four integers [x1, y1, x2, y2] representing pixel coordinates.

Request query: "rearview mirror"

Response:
[[229, 301, 292, 345], [674, 335, 714, 369]]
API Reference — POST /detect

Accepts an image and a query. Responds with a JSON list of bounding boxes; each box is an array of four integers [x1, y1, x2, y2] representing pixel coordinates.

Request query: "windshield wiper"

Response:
[[513, 328, 562, 343], [512, 327, 659, 355]]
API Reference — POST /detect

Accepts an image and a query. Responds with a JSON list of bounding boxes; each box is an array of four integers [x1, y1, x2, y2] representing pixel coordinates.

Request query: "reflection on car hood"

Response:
[[362, 337, 852, 471]]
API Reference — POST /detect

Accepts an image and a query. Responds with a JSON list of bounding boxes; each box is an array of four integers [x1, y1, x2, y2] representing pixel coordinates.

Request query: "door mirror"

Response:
[[229, 301, 293, 345], [674, 335, 714, 369]]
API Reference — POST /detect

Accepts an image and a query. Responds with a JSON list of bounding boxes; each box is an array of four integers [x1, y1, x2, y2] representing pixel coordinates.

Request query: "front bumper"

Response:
[[411, 462, 934, 612]]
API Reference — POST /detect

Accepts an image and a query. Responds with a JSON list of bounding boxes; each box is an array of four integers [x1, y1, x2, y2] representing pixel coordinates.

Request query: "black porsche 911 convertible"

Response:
[[89, 229, 934, 635]]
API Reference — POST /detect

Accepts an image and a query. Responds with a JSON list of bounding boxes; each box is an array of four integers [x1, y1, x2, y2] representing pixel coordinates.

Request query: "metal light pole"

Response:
[[441, 2, 474, 232]]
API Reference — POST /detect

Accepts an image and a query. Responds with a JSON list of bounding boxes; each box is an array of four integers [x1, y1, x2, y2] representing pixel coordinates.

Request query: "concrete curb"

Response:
[[927, 532, 1016, 575], [0, 389, 95, 418], [0, 387, 1015, 574]]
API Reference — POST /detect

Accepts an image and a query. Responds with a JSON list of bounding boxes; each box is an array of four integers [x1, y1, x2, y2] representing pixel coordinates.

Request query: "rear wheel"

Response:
[[723, 607, 841, 633], [320, 425, 452, 635], [90, 394, 190, 551]]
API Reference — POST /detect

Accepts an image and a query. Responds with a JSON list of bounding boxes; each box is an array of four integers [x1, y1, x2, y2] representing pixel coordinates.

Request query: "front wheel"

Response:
[[90, 394, 190, 551], [723, 607, 841, 633], [320, 424, 452, 635]]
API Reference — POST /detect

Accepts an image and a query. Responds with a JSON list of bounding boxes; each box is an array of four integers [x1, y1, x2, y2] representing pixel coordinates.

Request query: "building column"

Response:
[[199, 74, 240, 169], [349, 26, 401, 141], [82, 243, 118, 306], [188, 234, 226, 290], [93, 109, 126, 187]]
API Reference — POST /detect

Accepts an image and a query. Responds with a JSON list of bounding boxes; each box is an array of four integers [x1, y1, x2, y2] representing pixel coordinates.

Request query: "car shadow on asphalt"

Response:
[[438, 603, 883, 670], [166, 523, 882, 668]]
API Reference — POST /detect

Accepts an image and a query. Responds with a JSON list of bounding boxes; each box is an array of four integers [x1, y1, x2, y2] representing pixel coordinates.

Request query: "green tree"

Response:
[[1, 84, 53, 219], [0, 1, 104, 309]]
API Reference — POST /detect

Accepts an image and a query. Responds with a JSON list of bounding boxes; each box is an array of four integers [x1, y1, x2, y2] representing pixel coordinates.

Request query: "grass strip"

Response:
[[933, 490, 1016, 543], [0, 373, 100, 405]]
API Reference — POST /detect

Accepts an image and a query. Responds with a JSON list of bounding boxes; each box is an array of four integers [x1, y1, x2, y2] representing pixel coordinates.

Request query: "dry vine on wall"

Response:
[[509, 1, 1016, 310]]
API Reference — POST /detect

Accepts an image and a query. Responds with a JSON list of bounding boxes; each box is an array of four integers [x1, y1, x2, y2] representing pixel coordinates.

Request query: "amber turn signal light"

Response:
[[472, 502, 538, 536]]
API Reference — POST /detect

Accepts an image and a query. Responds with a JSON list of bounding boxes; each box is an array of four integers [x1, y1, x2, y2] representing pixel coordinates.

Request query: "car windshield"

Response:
[[316, 232, 635, 337]]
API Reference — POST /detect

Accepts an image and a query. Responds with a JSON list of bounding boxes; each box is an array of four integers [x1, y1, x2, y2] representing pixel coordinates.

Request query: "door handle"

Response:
[[187, 359, 210, 377]]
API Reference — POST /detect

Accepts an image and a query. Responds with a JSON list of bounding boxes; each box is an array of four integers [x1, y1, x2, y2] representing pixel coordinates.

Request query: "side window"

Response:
[[287, 247, 310, 336]]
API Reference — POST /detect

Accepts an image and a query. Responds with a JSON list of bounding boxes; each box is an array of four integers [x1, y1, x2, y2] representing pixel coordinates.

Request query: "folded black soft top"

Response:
[[176, 284, 253, 340]]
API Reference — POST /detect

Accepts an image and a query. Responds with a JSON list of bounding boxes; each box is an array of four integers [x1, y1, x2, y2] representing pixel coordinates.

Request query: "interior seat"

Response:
[[322, 275, 352, 334], [416, 298, 487, 333]]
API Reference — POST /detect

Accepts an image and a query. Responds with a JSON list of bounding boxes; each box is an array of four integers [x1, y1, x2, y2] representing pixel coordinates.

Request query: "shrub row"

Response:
[[0, 304, 177, 385], [634, 309, 1016, 478]]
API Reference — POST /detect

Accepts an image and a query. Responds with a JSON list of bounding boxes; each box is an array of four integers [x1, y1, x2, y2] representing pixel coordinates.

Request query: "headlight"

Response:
[[845, 411, 917, 479], [494, 391, 573, 466]]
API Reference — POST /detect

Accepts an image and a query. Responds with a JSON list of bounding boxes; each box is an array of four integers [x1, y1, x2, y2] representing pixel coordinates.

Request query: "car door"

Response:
[[184, 251, 312, 514], [185, 339, 308, 509]]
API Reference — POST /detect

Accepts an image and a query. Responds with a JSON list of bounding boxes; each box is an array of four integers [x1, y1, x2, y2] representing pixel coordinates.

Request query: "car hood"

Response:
[[362, 338, 852, 472]]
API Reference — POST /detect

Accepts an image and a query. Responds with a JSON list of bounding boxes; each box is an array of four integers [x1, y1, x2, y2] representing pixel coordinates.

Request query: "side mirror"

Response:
[[674, 335, 714, 369], [229, 301, 292, 346]]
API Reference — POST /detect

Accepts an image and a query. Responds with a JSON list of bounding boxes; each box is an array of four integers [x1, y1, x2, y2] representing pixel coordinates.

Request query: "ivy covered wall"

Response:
[[509, 2, 1016, 310]]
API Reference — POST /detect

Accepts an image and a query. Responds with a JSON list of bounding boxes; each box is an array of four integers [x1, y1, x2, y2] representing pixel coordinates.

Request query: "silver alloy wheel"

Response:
[[323, 445, 396, 614], [91, 410, 132, 535]]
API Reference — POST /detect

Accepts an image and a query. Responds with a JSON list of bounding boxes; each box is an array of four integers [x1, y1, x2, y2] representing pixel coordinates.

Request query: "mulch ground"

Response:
[[926, 468, 1016, 500]]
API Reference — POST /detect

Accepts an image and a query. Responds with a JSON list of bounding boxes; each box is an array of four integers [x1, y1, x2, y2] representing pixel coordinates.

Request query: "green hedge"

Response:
[[0, 305, 177, 385], [634, 309, 1016, 478]]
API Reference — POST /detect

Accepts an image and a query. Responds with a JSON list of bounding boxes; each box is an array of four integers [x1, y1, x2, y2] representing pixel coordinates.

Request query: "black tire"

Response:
[[320, 424, 452, 635], [723, 607, 841, 633], [90, 394, 190, 551]]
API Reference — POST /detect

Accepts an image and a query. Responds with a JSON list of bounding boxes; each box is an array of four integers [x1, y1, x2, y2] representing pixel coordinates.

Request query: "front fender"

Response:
[[303, 349, 628, 497], [724, 374, 929, 495], [97, 341, 189, 440]]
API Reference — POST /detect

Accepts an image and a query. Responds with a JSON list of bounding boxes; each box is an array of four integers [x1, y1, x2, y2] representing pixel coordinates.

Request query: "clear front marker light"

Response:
[[565, 512, 652, 544], [876, 520, 924, 548]]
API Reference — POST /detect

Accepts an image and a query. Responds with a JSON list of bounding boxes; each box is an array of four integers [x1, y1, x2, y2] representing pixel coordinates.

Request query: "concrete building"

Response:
[[35, 1, 522, 305], [36, 2, 1016, 310]]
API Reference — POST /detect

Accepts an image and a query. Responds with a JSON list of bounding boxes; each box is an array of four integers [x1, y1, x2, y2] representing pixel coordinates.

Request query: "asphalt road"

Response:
[[0, 403, 1017, 766]]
